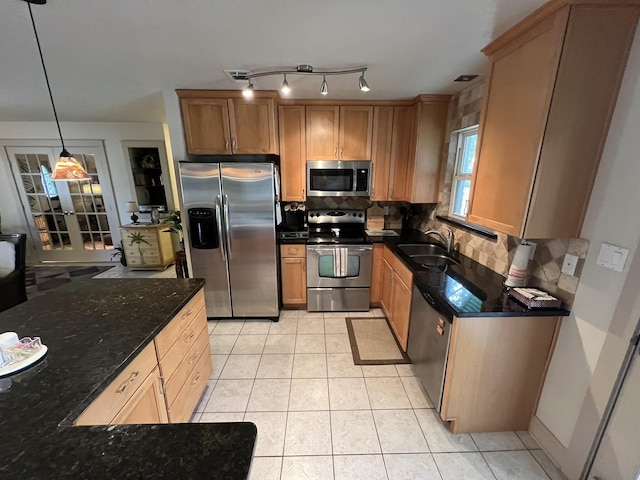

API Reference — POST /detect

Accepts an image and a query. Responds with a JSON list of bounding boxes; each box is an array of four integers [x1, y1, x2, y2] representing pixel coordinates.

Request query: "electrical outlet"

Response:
[[383, 206, 390, 215], [562, 253, 579, 276]]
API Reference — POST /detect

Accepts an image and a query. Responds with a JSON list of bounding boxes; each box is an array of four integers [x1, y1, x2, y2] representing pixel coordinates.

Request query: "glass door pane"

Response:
[[6, 145, 119, 263]]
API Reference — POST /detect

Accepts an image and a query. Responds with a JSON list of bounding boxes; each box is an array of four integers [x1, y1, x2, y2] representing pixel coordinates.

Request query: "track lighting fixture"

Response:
[[231, 64, 369, 97], [280, 74, 291, 95], [358, 72, 370, 92], [24, 0, 89, 181], [320, 75, 328, 96], [242, 80, 254, 98]]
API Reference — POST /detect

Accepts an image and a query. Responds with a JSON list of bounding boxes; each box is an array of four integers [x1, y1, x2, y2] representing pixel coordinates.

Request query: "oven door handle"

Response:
[[307, 246, 372, 253]]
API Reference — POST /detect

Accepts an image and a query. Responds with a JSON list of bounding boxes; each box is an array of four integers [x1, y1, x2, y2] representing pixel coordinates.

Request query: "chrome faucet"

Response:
[[424, 226, 454, 253]]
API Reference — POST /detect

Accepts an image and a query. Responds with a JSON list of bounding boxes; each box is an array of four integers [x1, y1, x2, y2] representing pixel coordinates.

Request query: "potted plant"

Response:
[[161, 210, 184, 251], [128, 232, 150, 264], [111, 242, 127, 266]]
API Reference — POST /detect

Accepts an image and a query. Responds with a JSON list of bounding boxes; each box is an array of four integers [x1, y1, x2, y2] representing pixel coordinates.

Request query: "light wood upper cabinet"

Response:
[[306, 106, 373, 160], [371, 106, 394, 201], [177, 91, 278, 155], [468, 3, 640, 238], [279, 106, 307, 201], [339, 106, 374, 159], [388, 106, 416, 201], [306, 106, 340, 160], [179, 98, 231, 155]]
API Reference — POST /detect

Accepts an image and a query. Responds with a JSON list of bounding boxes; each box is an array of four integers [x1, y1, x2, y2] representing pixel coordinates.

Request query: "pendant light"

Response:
[[280, 74, 291, 95], [25, 0, 89, 181], [242, 80, 255, 98], [320, 75, 329, 95], [358, 72, 370, 92]]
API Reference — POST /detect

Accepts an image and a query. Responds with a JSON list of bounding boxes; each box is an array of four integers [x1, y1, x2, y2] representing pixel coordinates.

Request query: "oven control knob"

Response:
[[358, 213, 363, 217]]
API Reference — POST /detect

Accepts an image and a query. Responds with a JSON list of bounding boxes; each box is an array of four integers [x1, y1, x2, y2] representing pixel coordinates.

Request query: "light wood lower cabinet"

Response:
[[280, 244, 306, 307], [380, 246, 413, 351], [441, 315, 560, 433], [75, 288, 211, 426], [111, 366, 168, 425], [370, 244, 384, 305]]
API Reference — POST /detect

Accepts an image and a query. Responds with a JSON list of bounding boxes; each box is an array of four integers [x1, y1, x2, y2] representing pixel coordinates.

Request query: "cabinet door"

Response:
[[370, 244, 384, 305], [467, 14, 565, 236], [306, 106, 340, 160], [371, 106, 393, 201], [180, 98, 231, 155], [112, 367, 169, 425], [388, 106, 416, 201], [281, 257, 307, 305], [228, 98, 278, 154], [391, 275, 412, 351], [339, 106, 373, 160], [279, 106, 306, 201], [380, 258, 394, 321]]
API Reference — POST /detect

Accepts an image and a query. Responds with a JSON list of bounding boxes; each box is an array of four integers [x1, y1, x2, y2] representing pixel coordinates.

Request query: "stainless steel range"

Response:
[[306, 209, 372, 312]]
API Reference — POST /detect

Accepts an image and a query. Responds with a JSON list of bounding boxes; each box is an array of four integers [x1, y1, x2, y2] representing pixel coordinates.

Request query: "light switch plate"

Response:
[[383, 206, 390, 215], [597, 243, 629, 272], [561, 253, 578, 276]]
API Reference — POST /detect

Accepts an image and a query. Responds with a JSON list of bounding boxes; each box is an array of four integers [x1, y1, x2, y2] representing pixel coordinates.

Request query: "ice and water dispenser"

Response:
[[187, 208, 218, 249]]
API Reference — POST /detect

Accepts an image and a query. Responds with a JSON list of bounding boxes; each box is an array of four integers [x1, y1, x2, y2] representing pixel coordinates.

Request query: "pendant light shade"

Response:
[[358, 73, 370, 92], [243, 80, 254, 98], [25, 0, 89, 181], [280, 74, 291, 95], [320, 75, 329, 95]]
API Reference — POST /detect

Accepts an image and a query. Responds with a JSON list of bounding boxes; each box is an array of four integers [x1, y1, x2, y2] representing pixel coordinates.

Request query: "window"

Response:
[[449, 126, 478, 219]]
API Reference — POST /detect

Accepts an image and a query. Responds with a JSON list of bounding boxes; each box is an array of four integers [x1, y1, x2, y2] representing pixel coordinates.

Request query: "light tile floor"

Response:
[[194, 310, 566, 480]]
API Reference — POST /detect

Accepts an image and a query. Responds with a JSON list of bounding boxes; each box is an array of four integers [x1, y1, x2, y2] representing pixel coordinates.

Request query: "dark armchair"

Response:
[[0, 233, 27, 313]]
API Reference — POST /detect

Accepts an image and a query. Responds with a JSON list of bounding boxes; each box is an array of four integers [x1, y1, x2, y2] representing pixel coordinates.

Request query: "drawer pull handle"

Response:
[[288, 248, 296, 254], [191, 372, 202, 385], [184, 330, 196, 343], [187, 351, 200, 365], [116, 371, 140, 394], [181, 308, 194, 320]]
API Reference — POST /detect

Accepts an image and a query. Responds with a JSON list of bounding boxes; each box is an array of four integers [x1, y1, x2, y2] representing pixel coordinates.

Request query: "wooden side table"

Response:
[[120, 223, 175, 271]]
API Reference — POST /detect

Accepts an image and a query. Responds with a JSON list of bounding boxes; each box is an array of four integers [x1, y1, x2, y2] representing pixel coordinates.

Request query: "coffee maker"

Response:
[[279, 202, 308, 239]]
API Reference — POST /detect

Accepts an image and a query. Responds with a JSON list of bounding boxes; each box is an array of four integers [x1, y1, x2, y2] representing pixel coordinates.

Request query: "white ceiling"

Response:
[[0, 0, 547, 123]]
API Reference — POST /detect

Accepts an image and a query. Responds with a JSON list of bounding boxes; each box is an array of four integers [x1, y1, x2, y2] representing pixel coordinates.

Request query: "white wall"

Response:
[[0, 121, 166, 257], [533, 27, 640, 478]]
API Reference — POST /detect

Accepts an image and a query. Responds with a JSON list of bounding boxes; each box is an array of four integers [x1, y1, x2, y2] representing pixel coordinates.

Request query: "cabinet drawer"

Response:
[[164, 324, 209, 408], [167, 343, 213, 423], [280, 244, 306, 257], [75, 342, 157, 425], [154, 289, 206, 360], [158, 309, 207, 383], [393, 256, 413, 288], [126, 255, 161, 266]]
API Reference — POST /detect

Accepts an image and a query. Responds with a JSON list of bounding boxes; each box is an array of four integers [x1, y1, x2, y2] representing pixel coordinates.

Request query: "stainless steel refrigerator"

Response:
[[179, 159, 279, 319]]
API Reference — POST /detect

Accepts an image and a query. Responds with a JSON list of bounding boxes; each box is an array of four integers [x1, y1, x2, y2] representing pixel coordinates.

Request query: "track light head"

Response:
[[243, 80, 254, 98], [280, 74, 291, 95], [358, 72, 370, 92], [320, 75, 328, 96]]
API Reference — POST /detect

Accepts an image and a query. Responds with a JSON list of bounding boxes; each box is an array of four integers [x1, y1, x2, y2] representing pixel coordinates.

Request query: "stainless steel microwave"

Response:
[[306, 160, 371, 197]]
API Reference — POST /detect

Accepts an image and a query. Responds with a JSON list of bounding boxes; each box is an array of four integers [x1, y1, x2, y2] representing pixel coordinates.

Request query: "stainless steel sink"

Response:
[[411, 254, 460, 268], [396, 243, 447, 257]]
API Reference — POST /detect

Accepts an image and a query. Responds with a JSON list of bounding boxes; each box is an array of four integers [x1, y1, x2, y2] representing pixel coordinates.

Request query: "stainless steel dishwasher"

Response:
[[407, 285, 453, 412]]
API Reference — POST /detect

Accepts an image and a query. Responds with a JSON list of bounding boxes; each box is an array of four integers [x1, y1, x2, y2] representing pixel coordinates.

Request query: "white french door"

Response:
[[6, 144, 119, 263]]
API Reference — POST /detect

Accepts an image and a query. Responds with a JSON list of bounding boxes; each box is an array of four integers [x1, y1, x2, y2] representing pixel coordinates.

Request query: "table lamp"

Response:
[[126, 201, 139, 224]]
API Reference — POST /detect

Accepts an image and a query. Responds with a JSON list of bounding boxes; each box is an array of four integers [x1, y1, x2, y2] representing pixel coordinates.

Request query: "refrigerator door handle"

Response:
[[223, 193, 233, 260], [215, 195, 227, 263]]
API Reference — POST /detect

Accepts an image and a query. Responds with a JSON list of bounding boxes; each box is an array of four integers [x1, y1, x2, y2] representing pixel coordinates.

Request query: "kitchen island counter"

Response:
[[0, 278, 256, 479]]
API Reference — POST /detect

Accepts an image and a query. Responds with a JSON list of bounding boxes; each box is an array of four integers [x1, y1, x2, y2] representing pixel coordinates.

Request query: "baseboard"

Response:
[[530, 415, 568, 472]]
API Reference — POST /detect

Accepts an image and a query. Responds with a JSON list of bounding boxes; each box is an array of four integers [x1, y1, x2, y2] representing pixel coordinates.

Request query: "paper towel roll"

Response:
[[505, 243, 534, 287]]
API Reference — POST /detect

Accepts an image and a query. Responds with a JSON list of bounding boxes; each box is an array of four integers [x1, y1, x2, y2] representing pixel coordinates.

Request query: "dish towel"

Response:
[[333, 248, 349, 277]]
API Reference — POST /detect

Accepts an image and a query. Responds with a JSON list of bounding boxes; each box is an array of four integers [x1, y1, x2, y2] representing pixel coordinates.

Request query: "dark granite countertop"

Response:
[[375, 229, 570, 318], [0, 278, 256, 479]]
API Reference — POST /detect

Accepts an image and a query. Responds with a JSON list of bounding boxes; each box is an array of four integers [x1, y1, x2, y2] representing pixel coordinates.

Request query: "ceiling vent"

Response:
[[224, 70, 251, 83]]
